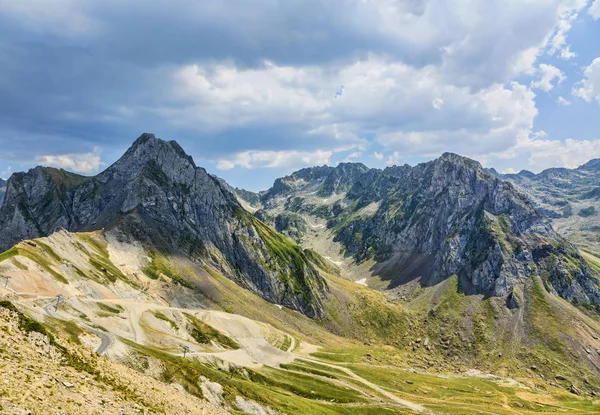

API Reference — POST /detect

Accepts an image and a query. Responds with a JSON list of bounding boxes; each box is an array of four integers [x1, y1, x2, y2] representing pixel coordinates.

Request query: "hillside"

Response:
[[2, 229, 600, 414], [0, 298, 228, 414]]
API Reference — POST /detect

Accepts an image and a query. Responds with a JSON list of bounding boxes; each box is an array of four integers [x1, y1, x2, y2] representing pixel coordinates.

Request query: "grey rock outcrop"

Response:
[[259, 153, 600, 305], [0, 134, 328, 318]]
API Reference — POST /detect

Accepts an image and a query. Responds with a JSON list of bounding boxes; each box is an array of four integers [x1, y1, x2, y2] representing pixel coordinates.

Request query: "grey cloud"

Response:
[[0, 0, 588, 177]]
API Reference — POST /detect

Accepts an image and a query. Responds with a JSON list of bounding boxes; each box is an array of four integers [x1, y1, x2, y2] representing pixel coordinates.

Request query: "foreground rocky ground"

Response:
[[0, 304, 228, 415]]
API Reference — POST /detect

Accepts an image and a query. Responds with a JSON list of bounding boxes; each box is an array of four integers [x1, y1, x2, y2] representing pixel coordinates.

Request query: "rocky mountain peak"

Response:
[[0, 134, 329, 318], [437, 152, 485, 172], [104, 133, 198, 183], [578, 158, 600, 172]]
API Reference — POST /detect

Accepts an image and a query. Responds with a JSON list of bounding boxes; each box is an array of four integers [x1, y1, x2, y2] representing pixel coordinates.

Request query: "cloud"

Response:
[[590, 0, 600, 19], [573, 57, 600, 103], [1, 166, 12, 179], [557, 96, 571, 105], [0, 0, 594, 181], [35, 149, 103, 174], [373, 152, 384, 160], [531, 64, 565, 91], [526, 136, 600, 170], [386, 151, 402, 166], [217, 149, 332, 170], [341, 151, 363, 163], [488, 131, 600, 171], [0, 0, 101, 37], [374, 81, 537, 158], [168, 58, 540, 162], [546, 0, 588, 60]]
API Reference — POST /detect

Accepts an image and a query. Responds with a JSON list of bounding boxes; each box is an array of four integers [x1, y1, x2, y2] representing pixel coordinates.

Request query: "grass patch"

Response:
[[280, 362, 339, 379], [121, 339, 380, 415], [97, 302, 124, 314], [0, 301, 61, 348], [0, 246, 68, 284], [152, 311, 178, 331], [250, 214, 325, 306], [279, 334, 292, 351], [46, 317, 84, 345], [0, 247, 19, 263], [143, 251, 192, 288], [35, 241, 62, 262], [184, 313, 239, 349], [304, 248, 340, 275], [89, 256, 129, 285], [11, 258, 28, 270]]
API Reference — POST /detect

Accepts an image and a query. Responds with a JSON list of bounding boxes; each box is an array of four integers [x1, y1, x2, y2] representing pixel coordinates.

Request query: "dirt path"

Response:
[[80, 298, 298, 368], [43, 301, 113, 354], [300, 357, 431, 414]]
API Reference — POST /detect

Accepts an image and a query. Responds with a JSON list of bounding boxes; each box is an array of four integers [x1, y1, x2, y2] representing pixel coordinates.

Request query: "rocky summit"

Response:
[[0, 134, 328, 317], [256, 153, 600, 306]]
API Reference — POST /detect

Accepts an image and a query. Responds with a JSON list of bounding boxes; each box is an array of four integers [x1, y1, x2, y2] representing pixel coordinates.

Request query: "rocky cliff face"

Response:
[[0, 134, 328, 317], [256, 154, 600, 306]]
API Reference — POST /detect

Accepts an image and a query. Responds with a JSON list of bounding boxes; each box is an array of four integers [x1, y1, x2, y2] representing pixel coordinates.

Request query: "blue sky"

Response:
[[1, 0, 600, 191]]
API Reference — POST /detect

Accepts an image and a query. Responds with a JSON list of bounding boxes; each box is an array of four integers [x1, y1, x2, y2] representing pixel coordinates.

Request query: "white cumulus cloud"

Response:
[[36, 149, 103, 174], [573, 57, 600, 103], [166, 58, 538, 162], [589, 0, 600, 19], [217, 149, 332, 170], [531, 64, 565, 91], [488, 131, 600, 171]]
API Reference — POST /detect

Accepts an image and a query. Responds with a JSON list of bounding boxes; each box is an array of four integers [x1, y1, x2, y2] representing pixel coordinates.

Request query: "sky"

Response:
[[1, 1, 600, 191]]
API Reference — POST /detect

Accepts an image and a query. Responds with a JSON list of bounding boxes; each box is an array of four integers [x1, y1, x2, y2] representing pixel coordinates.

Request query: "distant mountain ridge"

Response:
[[489, 159, 600, 219]]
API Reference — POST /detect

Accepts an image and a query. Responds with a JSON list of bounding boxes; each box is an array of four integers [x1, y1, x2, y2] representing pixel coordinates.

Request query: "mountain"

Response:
[[0, 134, 328, 317], [0, 178, 6, 205], [253, 153, 600, 306], [494, 160, 600, 257]]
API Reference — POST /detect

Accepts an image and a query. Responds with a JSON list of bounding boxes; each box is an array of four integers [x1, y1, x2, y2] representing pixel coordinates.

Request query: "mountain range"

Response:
[[2, 134, 600, 414], [243, 154, 600, 306]]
